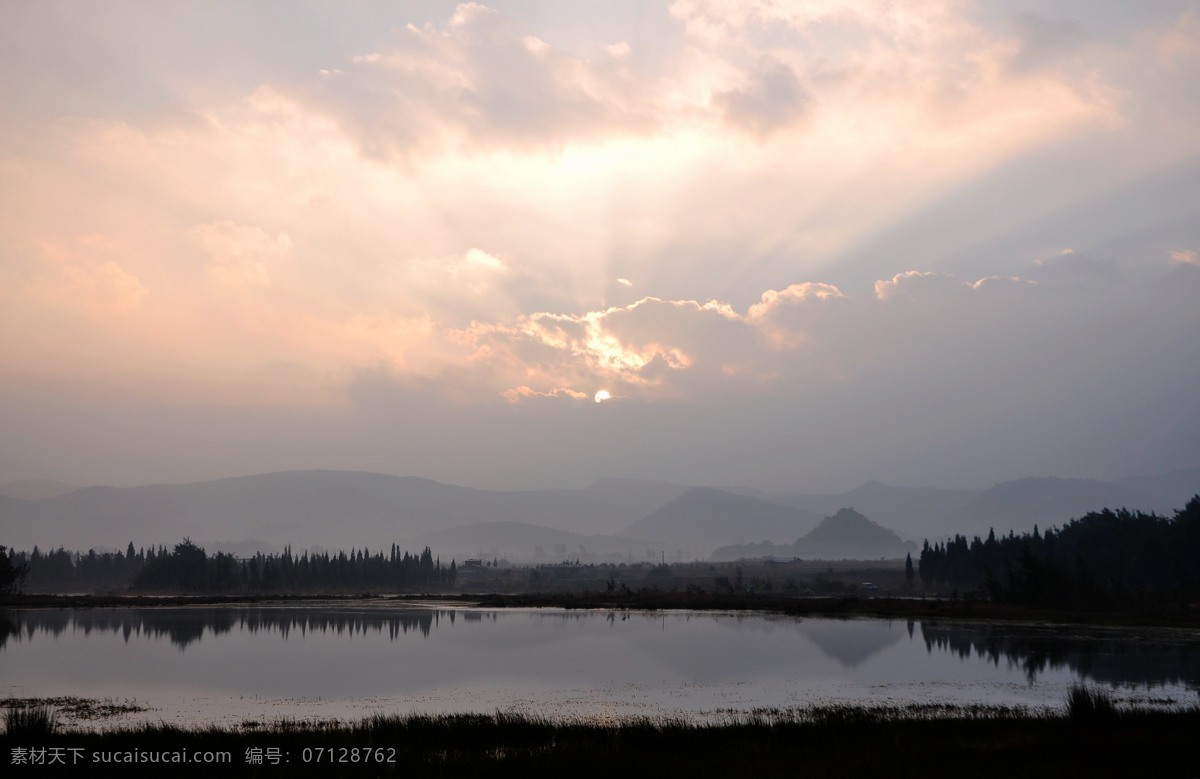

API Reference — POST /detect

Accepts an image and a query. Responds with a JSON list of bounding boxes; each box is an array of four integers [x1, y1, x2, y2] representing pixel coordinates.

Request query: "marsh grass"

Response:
[[3, 702, 1198, 777], [1065, 683, 1118, 722], [1, 695, 145, 725], [4, 703, 57, 737]]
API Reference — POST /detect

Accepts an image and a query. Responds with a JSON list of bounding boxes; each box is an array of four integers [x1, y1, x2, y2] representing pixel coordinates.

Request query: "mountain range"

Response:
[[1, 467, 1196, 561]]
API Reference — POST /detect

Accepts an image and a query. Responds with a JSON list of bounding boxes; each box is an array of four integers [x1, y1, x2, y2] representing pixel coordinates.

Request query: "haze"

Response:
[[2, 1, 1198, 492]]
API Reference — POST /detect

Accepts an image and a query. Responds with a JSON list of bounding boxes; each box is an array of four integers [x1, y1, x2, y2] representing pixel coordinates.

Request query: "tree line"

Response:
[[4, 539, 456, 594], [918, 496, 1200, 607]]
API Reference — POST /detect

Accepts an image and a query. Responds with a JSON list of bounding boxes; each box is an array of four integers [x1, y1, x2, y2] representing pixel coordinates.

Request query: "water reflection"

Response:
[[802, 618, 904, 668], [2, 607, 1198, 695], [0, 607, 449, 650], [919, 621, 1200, 690]]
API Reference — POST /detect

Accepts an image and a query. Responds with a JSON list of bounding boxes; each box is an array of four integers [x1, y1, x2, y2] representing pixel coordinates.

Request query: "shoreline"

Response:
[[4, 591, 1198, 630]]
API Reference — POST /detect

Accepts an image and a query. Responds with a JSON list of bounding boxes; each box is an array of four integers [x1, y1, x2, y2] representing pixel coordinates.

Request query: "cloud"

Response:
[[1002, 13, 1088, 74], [1155, 10, 1200, 68], [314, 267, 1192, 495], [310, 3, 658, 156], [5, 1, 1200, 489], [668, 0, 967, 44], [34, 237, 149, 313], [606, 42, 632, 60], [406, 247, 511, 295], [430, 267, 1124, 406], [0, 0, 1131, 346], [751, 281, 845, 311], [874, 271, 968, 302], [499, 385, 588, 404], [1169, 248, 1199, 267], [278, 0, 1122, 171], [715, 60, 808, 136], [1028, 251, 1122, 287], [192, 221, 292, 287], [450, 2, 496, 28], [747, 282, 845, 348], [439, 294, 761, 403]]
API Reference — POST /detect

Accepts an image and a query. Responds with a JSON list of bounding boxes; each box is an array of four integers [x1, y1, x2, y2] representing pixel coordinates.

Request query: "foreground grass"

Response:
[[3, 704, 57, 739], [4, 701, 1199, 777]]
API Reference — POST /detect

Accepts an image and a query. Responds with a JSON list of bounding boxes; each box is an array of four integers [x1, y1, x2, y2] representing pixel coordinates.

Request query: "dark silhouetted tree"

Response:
[[1, 546, 29, 594]]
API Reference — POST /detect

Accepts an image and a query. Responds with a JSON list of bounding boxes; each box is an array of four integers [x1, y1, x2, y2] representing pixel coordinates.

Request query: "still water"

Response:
[[2, 603, 1197, 726]]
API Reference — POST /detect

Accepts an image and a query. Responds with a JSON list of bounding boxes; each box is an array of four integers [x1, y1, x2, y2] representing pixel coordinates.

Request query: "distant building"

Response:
[[457, 559, 486, 582]]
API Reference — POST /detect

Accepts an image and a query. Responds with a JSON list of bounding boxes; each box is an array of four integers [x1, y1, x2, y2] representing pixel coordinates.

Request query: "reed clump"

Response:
[[4, 704, 58, 737], [1065, 683, 1118, 723]]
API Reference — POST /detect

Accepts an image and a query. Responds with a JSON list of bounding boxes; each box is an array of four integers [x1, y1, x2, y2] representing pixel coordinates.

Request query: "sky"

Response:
[[2, 0, 1199, 492]]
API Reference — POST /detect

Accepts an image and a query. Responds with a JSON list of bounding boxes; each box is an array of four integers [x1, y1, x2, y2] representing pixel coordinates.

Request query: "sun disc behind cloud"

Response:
[[594, 389, 612, 403]]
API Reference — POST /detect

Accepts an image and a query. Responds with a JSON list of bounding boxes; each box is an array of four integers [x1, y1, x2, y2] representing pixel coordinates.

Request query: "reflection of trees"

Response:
[[0, 608, 450, 650], [920, 621, 1200, 692], [233, 608, 441, 642], [0, 612, 14, 649]]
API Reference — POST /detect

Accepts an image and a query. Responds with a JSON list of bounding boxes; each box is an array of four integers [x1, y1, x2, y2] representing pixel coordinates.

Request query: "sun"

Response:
[[594, 389, 612, 404]]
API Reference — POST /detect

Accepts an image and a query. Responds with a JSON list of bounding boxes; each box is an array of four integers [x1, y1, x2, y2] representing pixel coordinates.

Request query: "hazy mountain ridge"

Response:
[[1, 467, 1195, 559], [759, 472, 1198, 543], [581, 477, 694, 517], [0, 479, 79, 502], [622, 487, 825, 557], [0, 470, 652, 553], [1114, 467, 1200, 513], [945, 477, 1161, 540]]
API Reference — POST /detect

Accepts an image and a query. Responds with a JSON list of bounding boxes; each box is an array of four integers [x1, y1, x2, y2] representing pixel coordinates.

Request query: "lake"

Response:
[[2, 603, 1197, 727]]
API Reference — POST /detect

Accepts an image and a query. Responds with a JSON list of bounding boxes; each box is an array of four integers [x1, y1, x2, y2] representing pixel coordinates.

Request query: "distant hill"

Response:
[[581, 477, 692, 518], [948, 477, 1157, 539], [743, 471, 1198, 544], [0, 470, 646, 552], [765, 481, 981, 542], [796, 508, 915, 559], [1116, 467, 1200, 512], [711, 508, 914, 561], [624, 487, 823, 557], [0, 479, 78, 502]]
